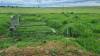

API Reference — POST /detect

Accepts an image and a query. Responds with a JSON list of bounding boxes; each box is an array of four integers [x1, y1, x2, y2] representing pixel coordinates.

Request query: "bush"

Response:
[[46, 20, 62, 29], [62, 21, 68, 25], [62, 23, 93, 37]]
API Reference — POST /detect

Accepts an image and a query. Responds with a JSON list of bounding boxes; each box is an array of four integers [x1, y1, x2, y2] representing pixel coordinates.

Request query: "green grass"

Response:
[[0, 7, 100, 55], [0, 7, 100, 14], [76, 37, 100, 54]]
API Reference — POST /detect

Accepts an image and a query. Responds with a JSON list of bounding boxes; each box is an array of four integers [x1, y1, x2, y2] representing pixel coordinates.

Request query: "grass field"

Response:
[[0, 7, 100, 13], [0, 7, 100, 56]]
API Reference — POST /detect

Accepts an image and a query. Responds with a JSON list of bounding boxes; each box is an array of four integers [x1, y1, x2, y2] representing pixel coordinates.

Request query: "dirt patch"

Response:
[[0, 41, 96, 56]]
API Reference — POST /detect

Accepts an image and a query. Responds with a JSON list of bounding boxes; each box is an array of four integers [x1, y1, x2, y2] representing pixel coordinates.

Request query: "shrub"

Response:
[[62, 21, 68, 25], [46, 20, 62, 29], [63, 23, 93, 37]]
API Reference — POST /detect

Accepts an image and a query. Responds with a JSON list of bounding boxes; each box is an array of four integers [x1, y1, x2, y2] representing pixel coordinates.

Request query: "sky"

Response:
[[0, 0, 100, 7]]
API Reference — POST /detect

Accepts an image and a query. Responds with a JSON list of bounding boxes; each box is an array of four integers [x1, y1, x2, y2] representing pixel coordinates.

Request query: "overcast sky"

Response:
[[0, 0, 100, 7]]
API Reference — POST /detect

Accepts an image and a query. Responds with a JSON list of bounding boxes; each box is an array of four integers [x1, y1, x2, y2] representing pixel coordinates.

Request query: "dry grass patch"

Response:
[[0, 41, 95, 56]]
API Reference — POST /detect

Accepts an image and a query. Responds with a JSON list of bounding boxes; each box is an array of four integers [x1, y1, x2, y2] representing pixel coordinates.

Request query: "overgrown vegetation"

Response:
[[0, 7, 100, 56]]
